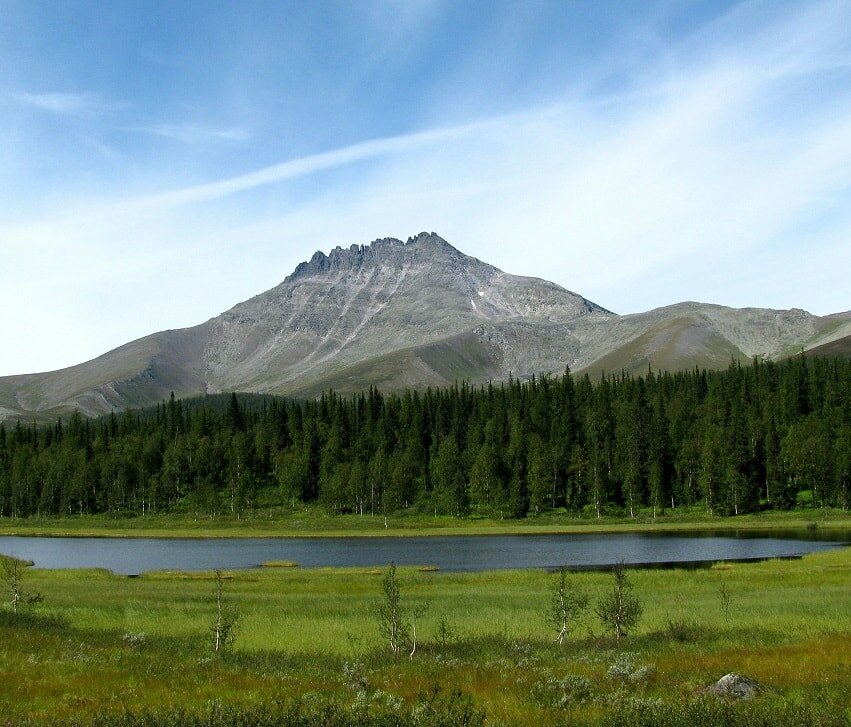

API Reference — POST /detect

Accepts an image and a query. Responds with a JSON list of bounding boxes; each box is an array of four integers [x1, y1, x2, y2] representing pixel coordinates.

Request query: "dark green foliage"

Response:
[[1, 357, 849, 520]]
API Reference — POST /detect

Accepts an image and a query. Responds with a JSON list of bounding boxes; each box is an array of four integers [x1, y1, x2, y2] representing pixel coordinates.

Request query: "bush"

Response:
[[531, 672, 593, 708], [607, 653, 656, 685], [663, 618, 703, 643]]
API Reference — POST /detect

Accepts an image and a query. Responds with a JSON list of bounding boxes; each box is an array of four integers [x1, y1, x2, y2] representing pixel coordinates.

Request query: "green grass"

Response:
[[1, 546, 849, 724], [1, 505, 849, 539]]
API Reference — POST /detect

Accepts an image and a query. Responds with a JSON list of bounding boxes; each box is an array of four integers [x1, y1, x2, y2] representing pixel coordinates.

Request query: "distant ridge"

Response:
[[802, 332, 851, 360], [2, 232, 849, 421]]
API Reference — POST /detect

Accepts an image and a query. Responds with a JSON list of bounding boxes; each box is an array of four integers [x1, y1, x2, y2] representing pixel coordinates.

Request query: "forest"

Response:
[[0, 355, 849, 520]]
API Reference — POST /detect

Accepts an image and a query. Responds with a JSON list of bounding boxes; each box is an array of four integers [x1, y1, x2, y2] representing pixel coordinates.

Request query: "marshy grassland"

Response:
[[1, 544, 849, 726]]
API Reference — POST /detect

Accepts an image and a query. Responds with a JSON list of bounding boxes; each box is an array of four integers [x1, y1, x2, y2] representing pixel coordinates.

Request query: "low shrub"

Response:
[[606, 653, 655, 684], [663, 618, 703, 643], [530, 672, 593, 708]]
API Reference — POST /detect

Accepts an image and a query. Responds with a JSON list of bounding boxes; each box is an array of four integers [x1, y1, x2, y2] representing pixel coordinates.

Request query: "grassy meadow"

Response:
[[1, 504, 850, 539], [1, 545, 849, 725]]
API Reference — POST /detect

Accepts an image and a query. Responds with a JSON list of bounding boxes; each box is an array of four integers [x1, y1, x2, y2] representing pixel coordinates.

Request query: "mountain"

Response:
[[2, 232, 849, 422]]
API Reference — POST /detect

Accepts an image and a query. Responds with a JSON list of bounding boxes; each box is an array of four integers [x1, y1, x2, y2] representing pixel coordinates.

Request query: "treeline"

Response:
[[0, 356, 849, 520]]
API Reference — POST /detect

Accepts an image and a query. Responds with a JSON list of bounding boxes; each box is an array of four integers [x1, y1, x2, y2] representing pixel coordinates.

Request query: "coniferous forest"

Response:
[[0, 356, 849, 521]]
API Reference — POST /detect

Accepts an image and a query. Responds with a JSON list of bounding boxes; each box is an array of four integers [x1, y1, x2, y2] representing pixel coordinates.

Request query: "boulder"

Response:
[[705, 672, 761, 700]]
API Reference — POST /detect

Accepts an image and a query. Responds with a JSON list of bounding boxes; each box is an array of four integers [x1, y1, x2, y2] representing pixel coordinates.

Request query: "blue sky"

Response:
[[1, 0, 850, 375]]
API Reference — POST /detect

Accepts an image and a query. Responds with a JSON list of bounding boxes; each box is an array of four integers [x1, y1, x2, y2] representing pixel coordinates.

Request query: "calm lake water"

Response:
[[0, 530, 847, 575]]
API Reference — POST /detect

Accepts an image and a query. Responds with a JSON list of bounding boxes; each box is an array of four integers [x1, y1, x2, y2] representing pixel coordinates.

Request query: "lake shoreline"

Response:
[[0, 509, 849, 540]]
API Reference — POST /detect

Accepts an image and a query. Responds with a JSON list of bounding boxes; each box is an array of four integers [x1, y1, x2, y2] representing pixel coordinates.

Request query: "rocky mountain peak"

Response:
[[285, 231, 466, 283], [405, 230, 457, 249]]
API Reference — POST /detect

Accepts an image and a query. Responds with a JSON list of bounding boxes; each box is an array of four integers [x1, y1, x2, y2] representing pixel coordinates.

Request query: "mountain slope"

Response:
[[802, 333, 851, 360], [1, 232, 848, 421]]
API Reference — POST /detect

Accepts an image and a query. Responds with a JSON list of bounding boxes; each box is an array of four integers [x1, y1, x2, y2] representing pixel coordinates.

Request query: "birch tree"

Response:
[[210, 569, 238, 654], [378, 563, 408, 656], [1, 556, 42, 614], [547, 567, 588, 644], [595, 561, 642, 641]]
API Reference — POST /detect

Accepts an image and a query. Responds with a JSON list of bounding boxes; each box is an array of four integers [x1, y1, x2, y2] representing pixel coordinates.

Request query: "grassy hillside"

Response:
[[580, 316, 749, 378], [804, 333, 851, 360]]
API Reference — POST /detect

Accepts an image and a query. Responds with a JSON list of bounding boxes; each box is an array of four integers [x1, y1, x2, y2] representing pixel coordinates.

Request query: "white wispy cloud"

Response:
[[13, 92, 119, 117], [143, 119, 490, 207], [132, 123, 251, 143]]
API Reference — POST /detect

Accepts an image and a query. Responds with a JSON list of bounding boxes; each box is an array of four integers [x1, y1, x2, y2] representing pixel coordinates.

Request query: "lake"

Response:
[[0, 529, 847, 575]]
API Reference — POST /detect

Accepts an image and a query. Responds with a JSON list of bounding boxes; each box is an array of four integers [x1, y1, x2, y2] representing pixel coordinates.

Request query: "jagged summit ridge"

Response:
[[285, 232, 463, 282]]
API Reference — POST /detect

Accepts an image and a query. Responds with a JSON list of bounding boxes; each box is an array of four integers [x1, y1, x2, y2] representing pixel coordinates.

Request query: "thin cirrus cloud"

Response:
[[13, 91, 120, 117], [131, 123, 252, 144]]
